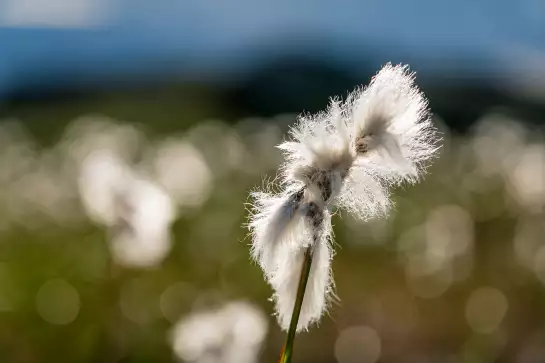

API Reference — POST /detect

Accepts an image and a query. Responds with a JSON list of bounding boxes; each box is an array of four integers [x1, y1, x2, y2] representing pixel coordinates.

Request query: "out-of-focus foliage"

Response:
[[0, 89, 544, 363]]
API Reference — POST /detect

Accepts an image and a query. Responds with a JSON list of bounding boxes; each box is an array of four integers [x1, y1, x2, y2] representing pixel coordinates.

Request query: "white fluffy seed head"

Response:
[[348, 63, 439, 185], [247, 62, 438, 332]]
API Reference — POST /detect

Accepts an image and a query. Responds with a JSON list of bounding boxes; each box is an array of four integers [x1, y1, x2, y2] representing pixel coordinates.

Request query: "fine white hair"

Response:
[[248, 63, 439, 332]]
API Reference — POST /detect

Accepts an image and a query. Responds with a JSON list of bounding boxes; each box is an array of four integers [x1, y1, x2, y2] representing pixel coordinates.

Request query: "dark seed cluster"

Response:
[[355, 133, 373, 154]]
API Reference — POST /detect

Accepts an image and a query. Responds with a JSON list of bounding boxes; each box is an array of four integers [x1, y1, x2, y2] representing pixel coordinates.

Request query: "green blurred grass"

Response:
[[0, 86, 544, 363]]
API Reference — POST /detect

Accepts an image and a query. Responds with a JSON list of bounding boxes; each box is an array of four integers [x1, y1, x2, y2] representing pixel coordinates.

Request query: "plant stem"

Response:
[[279, 246, 314, 363]]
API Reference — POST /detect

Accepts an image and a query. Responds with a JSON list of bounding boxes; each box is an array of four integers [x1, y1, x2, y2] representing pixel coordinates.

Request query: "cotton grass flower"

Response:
[[247, 63, 438, 348], [78, 149, 176, 268], [169, 300, 268, 363]]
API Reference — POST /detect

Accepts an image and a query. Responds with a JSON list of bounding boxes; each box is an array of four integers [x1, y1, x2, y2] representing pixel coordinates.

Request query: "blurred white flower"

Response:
[[109, 176, 175, 268], [60, 115, 145, 170], [504, 144, 545, 211], [150, 138, 213, 210], [78, 149, 176, 268], [78, 149, 129, 226], [249, 63, 438, 332], [169, 300, 268, 363]]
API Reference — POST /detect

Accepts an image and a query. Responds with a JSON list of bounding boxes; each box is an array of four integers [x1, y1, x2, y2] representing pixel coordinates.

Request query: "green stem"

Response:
[[278, 246, 314, 363]]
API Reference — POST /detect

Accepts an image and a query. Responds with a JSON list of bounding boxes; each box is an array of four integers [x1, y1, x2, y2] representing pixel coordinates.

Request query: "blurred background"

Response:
[[0, 1, 545, 362]]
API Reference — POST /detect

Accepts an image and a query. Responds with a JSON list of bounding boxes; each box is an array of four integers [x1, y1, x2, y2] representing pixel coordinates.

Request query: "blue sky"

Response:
[[0, 0, 544, 95]]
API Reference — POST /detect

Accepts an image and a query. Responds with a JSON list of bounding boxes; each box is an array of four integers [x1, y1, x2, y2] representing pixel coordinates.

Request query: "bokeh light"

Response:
[[35, 279, 80, 325], [334, 325, 381, 363], [465, 287, 508, 334]]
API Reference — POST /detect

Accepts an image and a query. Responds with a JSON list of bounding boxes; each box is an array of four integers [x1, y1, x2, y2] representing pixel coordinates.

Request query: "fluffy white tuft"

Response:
[[248, 62, 438, 332], [348, 63, 439, 185], [248, 187, 306, 278], [278, 101, 353, 195], [270, 210, 334, 332]]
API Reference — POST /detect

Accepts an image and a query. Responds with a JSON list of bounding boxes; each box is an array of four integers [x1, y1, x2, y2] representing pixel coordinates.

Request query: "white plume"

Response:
[[270, 210, 334, 332], [248, 187, 306, 277], [248, 63, 439, 332], [348, 63, 438, 184]]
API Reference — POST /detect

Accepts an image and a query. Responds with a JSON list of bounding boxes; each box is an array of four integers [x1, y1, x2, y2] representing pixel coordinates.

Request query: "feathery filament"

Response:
[[248, 63, 439, 332]]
